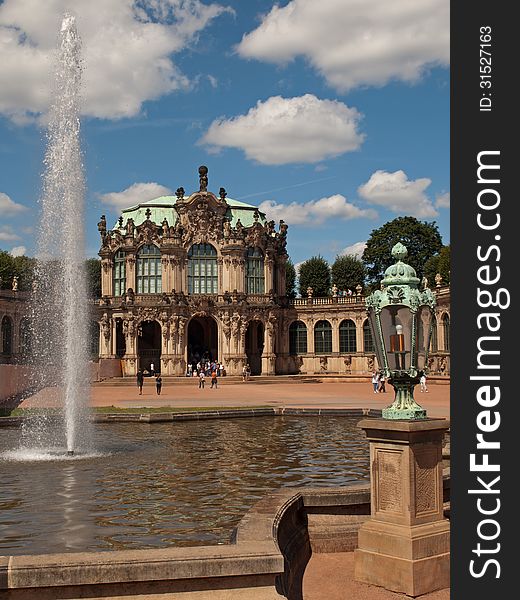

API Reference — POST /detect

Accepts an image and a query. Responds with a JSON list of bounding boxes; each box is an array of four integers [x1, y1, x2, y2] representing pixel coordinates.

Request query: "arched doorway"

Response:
[[246, 320, 264, 375], [187, 316, 218, 367], [138, 320, 161, 373]]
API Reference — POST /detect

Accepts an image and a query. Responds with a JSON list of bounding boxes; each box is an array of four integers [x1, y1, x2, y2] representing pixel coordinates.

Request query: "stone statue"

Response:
[[162, 218, 169, 236], [125, 218, 135, 236], [355, 284, 363, 296], [223, 219, 231, 239], [125, 288, 135, 305], [421, 276, 429, 290], [332, 283, 338, 298], [319, 356, 328, 371], [435, 273, 443, 288], [100, 312, 111, 341], [343, 355, 352, 372], [199, 165, 208, 192], [219, 187, 227, 201], [279, 220, 288, 236], [97, 215, 107, 237], [307, 286, 313, 298], [11, 276, 18, 291], [176, 187, 185, 200], [367, 355, 375, 372], [235, 219, 243, 237], [222, 312, 231, 338]]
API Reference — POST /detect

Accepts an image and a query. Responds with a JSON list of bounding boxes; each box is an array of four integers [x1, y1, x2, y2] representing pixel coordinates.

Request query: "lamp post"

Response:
[[354, 242, 449, 596], [365, 242, 436, 419]]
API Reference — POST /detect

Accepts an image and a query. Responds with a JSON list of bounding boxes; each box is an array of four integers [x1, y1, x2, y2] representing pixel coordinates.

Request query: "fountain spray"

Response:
[[27, 13, 91, 456]]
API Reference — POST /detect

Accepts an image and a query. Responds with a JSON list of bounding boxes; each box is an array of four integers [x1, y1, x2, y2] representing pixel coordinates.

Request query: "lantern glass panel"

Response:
[[380, 305, 413, 371], [416, 305, 433, 371], [367, 310, 385, 370]]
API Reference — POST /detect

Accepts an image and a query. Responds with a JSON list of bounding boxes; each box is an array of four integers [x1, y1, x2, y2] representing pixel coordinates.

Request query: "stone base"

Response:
[[354, 519, 450, 597]]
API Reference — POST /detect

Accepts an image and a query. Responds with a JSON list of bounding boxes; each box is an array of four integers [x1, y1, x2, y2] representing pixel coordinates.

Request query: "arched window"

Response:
[[136, 245, 161, 294], [188, 244, 218, 294], [442, 314, 450, 351], [314, 320, 332, 354], [339, 319, 357, 353], [431, 315, 438, 352], [113, 249, 126, 297], [289, 321, 307, 354], [246, 247, 265, 294], [1, 316, 13, 355], [363, 319, 374, 353]]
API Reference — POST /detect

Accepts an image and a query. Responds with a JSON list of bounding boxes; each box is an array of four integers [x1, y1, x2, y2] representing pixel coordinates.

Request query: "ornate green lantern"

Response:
[[366, 242, 436, 419]]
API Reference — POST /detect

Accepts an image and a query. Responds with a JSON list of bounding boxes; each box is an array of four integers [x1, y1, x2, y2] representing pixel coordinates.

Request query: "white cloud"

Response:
[[98, 182, 173, 211], [0, 192, 27, 215], [358, 170, 438, 218], [258, 194, 377, 225], [435, 191, 450, 208], [0, 0, 232, 122], [237, 0, 449, 92], [10, 245, 27, 257], [0, 226, 20, 242], [200, 94, 365, 165], [340, 241, 367, 259]]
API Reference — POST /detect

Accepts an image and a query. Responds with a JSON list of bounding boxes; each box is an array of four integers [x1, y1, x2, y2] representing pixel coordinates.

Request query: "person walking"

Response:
[[199, 371, 205, 389], [211, 369, 218, 389], [420, 373, 428, 392], [371, 371, 379, 394], [155, 374, 162, 395], [378, 372, 386, 393], [150, 362, 155, 377], [136, 369, 144, 395]]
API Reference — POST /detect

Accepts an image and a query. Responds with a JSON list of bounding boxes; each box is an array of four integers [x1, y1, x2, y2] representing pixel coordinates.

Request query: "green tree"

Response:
[[85, 258, 102, 299], [0, 251, 35, 290], [298, 256, 331, 297], [0, 250, 14, 289], [424, 245, 450, 286], [285, 259, 296, 298], [331, 254, 366, 293], [362, 217, 443, 287]]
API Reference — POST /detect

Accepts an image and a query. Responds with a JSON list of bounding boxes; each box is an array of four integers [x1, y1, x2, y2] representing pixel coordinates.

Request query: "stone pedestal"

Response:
[[354, 418, 450, 597]]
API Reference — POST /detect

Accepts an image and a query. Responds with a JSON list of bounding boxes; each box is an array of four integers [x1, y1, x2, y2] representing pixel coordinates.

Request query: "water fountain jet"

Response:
[[20, 13, 92, 458]]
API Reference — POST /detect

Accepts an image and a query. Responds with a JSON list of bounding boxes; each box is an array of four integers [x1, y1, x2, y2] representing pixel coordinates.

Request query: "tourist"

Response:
[[199, 371, 205, 389], [136, 369, 144, 395], [378, 371, 386, 393], [420, 373, 428, 392], [211, 369, 218, 389], [242, 365, 247, 382], [155, 374, 162, 395], [150, 362, 155, 376], [371, 371, 380, 394], [219, 362, 224, 377]]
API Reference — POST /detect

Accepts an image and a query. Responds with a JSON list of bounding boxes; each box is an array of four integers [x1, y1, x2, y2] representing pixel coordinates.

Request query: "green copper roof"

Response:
[[112, 195, 266, 230]]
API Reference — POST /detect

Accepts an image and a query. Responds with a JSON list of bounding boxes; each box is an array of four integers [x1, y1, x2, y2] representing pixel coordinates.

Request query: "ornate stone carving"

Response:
[[100, 312, 111, 341], [375, 449, 403, 514]]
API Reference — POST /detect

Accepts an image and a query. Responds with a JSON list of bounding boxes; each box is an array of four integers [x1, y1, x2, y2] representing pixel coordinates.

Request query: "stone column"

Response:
[[331, 317, 339, 354], [126, 254, 136, 292], [101, 257, 113, 297], [354, 418, 450, 597], [265, 253, 274, 294], [355, 317, 364, 353]]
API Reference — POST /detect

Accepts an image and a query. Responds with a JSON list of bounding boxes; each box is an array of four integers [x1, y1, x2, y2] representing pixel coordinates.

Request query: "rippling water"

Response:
[[0, 417, 369, 555]]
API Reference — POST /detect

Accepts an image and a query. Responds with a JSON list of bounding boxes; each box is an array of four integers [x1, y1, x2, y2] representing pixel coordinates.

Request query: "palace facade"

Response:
[[92, 166, 451, 378]]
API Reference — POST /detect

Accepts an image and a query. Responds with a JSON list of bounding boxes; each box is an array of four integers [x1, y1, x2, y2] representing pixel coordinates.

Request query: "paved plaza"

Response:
[[83, 378, 450, 418]]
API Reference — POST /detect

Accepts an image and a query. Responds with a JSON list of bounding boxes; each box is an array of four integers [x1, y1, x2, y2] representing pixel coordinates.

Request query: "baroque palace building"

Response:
[[93, 166, 451, 379]]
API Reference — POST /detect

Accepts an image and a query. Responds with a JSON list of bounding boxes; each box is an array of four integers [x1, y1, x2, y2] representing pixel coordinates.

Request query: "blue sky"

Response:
[[0, 0, 449, 265]]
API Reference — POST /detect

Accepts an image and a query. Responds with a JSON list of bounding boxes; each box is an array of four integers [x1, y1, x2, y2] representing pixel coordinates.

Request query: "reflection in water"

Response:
[[0, 417, 369, 555]]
